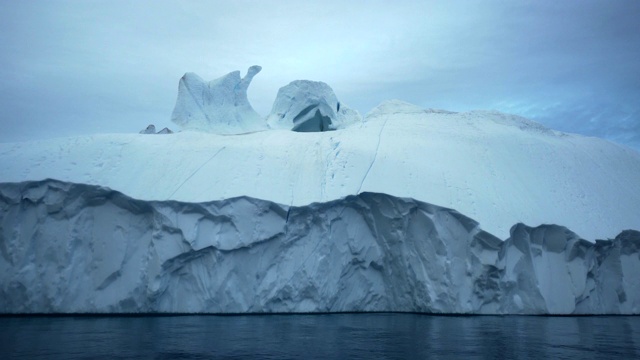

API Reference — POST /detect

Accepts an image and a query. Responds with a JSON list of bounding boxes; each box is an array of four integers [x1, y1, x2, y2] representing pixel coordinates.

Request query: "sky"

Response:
[[1, 0, 639, 151]]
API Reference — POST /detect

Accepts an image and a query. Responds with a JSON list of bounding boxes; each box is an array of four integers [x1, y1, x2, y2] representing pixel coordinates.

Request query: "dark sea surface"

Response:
[[1, 314, 639, 359]]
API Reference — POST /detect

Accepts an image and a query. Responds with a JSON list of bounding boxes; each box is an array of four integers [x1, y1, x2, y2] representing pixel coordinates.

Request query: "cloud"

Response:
[[0, 1, 638, 151]]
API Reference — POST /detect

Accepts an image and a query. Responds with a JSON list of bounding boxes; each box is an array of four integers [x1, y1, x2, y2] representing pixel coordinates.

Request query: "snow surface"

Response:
[[170, 66, 267, 134], [1, 179, 637, 314], [266, 80, 361, 131], [1, 100, 639, 240]]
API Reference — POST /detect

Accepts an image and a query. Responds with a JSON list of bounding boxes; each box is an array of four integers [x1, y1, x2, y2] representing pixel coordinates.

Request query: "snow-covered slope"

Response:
[[1, 101, 639, 240], [1, 179, 638, 314]]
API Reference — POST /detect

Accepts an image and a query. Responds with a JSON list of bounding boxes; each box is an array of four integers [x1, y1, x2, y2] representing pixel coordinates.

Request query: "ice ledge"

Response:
[[1, 179, 638, 314]]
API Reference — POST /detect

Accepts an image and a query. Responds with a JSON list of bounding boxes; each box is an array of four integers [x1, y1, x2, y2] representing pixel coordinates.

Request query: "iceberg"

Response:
[[0, 179, 638, 314], [171, 66, 267, 134], [1, 67, 639, 315]]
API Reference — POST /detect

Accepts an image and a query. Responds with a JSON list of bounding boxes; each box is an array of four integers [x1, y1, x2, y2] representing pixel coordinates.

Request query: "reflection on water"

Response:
[[1, 314, 639, 359]]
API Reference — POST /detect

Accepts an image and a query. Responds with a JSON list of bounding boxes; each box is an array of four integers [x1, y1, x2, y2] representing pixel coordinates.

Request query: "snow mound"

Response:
[[1, 179, 638, 314], [365, 99, 455, 120], [465, 110, 555, 135], [171, 66, 267, 134], [267, 80, 361, 132]]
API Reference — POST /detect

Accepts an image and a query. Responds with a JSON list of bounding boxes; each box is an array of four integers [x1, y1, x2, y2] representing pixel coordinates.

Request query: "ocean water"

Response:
[[1, 314, 639, 359]]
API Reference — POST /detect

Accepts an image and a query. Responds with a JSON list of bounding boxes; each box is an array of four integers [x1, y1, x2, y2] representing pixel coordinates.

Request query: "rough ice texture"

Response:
[[156, 127, 173, 134], [139, 124, 173, 135], [2, 101, 639, 241], [171, 66, 267, 134], [139, 124, 156, 134], [1, 179, 638, 314], [266, 80, 361, 131]]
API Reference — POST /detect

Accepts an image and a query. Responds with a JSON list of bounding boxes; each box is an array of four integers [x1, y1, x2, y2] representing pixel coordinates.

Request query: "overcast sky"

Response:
[[1, 0, 639, 150]]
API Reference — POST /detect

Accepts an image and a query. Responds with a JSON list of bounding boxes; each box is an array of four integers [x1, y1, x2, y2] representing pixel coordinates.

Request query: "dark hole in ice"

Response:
[[292, 108, 334, 132]]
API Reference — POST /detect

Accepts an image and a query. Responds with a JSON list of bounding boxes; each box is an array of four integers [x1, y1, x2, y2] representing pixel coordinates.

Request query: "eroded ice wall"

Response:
[[0, 180, 638, 314]]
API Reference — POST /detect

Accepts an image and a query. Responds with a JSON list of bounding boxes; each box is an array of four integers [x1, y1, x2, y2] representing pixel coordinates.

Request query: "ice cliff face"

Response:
[[1, 179, 638, 314], [171, 66, 267, 134], [267, 80, 361, 131], [498, 225, 640, 314]]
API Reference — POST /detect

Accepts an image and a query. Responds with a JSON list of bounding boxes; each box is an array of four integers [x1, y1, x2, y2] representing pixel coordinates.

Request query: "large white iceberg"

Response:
[[1, 67, 639, 315], [0, 180, 637, 314]]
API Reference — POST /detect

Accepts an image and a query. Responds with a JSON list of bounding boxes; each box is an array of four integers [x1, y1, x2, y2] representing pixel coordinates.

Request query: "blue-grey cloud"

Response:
[[0, 1, 639, 151]]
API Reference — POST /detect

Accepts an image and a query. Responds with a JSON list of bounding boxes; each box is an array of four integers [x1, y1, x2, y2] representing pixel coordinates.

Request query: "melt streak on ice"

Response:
[[1, 180, 638, 314]]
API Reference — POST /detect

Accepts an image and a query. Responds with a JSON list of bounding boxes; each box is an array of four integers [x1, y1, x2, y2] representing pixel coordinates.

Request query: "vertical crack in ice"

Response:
[[284, 205, 291, 237], [357, 117, 389, 194], [167, 146, 226, 199], [320, 137, 334, 200]]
